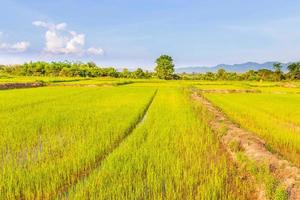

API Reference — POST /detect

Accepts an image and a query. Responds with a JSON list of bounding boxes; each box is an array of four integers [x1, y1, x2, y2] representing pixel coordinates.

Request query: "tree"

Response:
[[121, 68, 131, 78], [257, 69, 273, 81], [273, 63, 284, 81], [133, 68, 145, 79], [216, 68, 227, 80], [287, 62, 300, 80], [273, 63, 282, 73], [243, 70, 258, 81], [155, 55, 175, 79]]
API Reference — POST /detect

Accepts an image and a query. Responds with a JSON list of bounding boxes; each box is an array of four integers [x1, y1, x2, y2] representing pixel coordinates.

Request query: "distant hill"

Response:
[[176, 62, 290, 73]]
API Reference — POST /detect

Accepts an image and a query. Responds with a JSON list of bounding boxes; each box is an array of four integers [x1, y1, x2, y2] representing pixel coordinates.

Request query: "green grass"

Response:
[[205, 92, 300, 166]]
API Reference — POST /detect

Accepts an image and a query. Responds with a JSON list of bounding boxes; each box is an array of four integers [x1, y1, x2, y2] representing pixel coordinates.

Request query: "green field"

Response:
[[1, 78, 300, 199], [205, 93, 300, 166]]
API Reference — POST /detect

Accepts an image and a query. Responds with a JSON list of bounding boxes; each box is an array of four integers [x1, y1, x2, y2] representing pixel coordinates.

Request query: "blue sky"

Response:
[[1, 0, 300, 68]]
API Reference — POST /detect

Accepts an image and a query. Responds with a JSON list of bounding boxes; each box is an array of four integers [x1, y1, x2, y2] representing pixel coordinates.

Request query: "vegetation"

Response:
[[0, 86, 156, 199], [66, 88, 252, 199], [287, 62, 300, 79], [205, 92, 300, 166], [1, 76, 300, 199], [0, 61, 153, 79], [1, 60, 300, 81], [154, 55, 175, 80]]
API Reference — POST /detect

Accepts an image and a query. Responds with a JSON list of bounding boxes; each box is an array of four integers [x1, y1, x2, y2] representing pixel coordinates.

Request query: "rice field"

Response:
[[0, 86, 156, 199], [65, 88, 251, 200], [205, 92, 300, 166], [1, 78, 299, 199]]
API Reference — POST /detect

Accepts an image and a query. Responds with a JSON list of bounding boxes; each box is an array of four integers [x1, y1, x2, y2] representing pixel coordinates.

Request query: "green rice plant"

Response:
[[0, 87, 89, 112], [236, 152, 288, 200], [0, 86, 156, 199], [205, 93, 300, 166], [66, 88, 253, 200]]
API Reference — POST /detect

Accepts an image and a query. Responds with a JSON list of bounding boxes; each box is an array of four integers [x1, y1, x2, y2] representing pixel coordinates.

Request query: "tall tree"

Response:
[[133, 68, 145, 79], [287, 62, 300, 79], [273, 63, 284, 81], [216, 68, 227, 80], [273, 63, 282, 73], [155, 55, 175, 79]]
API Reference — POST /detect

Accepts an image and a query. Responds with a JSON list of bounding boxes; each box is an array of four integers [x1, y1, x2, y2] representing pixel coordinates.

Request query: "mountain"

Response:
[[175, 62, 290, 73]]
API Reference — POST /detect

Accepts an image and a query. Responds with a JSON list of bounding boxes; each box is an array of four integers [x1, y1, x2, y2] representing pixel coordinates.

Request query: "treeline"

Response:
[[0, 61, 154, 79], [182, 63, 300, 81], [0, 61, 300, 81]]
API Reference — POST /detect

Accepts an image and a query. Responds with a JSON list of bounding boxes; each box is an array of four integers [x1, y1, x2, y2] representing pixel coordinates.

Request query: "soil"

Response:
[[0, 82, 44, 90], [200, 89, 260, 93]]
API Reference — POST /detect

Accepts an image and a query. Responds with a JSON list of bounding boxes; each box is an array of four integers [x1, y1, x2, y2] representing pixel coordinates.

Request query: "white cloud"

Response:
[[0, 31, 29, 53], [32, 21, 67, 30], [33, 20, 103, 56], [87, 47, 104, 55], [10, 42, 30, 52], [0, 41, 30, 53], [32, 21, 49, 28]]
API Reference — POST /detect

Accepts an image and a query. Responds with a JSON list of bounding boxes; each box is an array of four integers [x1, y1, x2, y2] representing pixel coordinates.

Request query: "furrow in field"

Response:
[[53, 89, 157, 199], [64, 88, 255, 199], [192, 92, 300, 200]]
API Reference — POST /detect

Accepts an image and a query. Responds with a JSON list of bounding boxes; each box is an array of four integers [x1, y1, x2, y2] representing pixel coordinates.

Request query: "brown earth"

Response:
[[192, 92, 300, 200], [0, 82, 44, 90], [200, 89, 261, 93]]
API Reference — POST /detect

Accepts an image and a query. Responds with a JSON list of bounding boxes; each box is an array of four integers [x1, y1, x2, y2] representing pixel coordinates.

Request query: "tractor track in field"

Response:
[[192, 91, 300, 200], [52, 89, 158, 200]]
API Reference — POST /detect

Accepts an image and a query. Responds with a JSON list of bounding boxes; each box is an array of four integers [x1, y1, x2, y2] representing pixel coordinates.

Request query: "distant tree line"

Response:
[[181, 63, 300, 81], [0, 61, 154, 79], [0, 59, 300, 81]]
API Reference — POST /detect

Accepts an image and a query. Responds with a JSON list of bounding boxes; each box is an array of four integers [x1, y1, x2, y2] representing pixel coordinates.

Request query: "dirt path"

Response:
[[192, 92, 300, 200], [0, 82, 44, 90], [53, 90, 158, 200], [200, 89, 260, 93]]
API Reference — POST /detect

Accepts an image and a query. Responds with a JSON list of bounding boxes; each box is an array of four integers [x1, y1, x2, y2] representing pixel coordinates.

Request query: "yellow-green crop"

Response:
[[205, 92, 300, 166], [66, 88, 251, 200], [0, 86, 156, 199]]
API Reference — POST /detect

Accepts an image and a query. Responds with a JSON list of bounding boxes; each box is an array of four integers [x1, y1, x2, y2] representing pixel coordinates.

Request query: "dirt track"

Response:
[[192, 92, 300, 200], [0, 82, 44, 90]]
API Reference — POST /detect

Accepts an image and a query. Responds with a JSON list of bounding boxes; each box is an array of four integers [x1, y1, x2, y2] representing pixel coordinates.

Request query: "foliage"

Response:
[[155, 55, 175, 79], [287, 62, 300, 80], [1, 60, 300, 81], [0, 61, 153, 79]]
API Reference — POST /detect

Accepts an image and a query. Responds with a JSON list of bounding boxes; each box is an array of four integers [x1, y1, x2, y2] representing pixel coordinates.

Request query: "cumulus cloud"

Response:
[[33, 20, 104, 55], [0, 31, 30, 53], [87, 47, 104, 55], [0, 41, 30, 53]]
